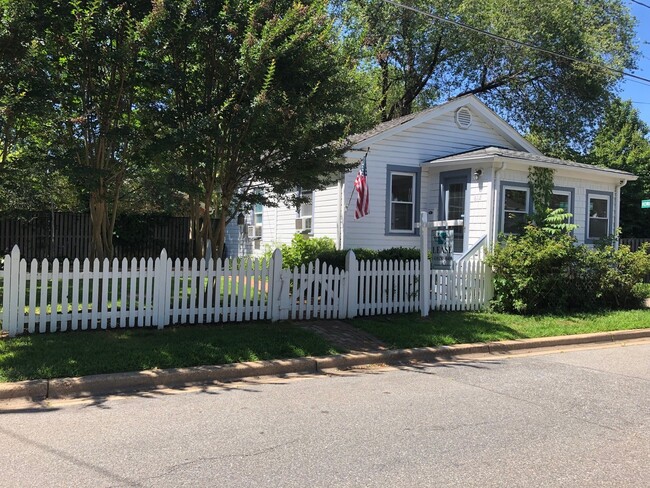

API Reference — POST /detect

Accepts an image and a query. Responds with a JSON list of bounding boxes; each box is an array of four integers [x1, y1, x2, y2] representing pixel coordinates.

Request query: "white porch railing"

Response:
[[1, 245, 493, 336]]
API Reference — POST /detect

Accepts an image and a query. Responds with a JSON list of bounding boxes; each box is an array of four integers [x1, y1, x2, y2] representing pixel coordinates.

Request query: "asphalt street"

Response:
[[1, 342, 649, 487]]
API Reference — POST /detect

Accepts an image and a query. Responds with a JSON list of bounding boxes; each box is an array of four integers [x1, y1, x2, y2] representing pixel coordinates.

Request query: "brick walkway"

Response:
[[300, 320, 387, 353]]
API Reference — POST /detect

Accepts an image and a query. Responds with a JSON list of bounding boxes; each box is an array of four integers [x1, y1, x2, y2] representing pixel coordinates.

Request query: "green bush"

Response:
[[268, 236, 421, 270], [268, 234, 337, 269], [486, 215, 650, 314]]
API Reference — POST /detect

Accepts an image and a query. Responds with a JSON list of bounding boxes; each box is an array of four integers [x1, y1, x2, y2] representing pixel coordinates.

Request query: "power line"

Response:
[[380, 0, 650, 86], [630, 0, 650, 9]]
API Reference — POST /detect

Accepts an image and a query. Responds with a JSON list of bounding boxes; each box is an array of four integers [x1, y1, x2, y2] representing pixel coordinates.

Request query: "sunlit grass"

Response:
[[350, 309, 650, 349]]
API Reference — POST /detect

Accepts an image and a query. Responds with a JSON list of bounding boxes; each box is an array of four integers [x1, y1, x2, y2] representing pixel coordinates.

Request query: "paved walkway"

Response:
[[299, 320, 387, 352]]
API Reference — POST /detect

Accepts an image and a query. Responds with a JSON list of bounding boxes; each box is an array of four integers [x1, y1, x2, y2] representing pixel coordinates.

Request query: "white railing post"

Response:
[[419, 212, 430, 317], [345, 250, 358, 319], [269, 248, 282, 322], [153, 249, 170, 329]]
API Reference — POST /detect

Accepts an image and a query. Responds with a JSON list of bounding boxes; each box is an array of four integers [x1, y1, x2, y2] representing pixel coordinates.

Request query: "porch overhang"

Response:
[[421, 147, 638, 182]]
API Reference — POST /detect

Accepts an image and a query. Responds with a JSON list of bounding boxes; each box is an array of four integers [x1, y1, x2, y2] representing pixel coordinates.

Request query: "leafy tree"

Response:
[[145, 0, 367, 259], [334, 0, 637, 146], [2, 0, 160, 259], [587, 98, 650, 237]]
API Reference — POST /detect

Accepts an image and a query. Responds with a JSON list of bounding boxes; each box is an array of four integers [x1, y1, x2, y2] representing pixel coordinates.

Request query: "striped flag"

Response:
[[354, 155, 369, 219]]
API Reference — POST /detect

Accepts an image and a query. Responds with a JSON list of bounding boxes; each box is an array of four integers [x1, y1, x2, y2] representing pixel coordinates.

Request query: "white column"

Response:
[[419, 212, 431, 317]]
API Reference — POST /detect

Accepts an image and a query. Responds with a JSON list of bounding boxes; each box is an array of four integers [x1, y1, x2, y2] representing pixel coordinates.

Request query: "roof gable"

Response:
[[348, 95, 542, 156]]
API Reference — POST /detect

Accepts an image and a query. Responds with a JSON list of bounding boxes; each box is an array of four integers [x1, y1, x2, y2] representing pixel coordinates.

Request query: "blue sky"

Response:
[[620, 1, 650, 125]]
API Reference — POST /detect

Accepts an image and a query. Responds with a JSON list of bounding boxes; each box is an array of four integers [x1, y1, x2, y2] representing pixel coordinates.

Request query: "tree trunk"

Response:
[[89, 185, 112, 260]]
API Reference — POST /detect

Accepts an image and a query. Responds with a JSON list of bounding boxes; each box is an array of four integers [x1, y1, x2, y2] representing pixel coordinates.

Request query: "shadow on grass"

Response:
[[0, 323, 339, 383]]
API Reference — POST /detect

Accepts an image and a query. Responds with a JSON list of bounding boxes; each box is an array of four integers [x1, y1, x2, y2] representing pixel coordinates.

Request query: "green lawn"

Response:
[[0, 323, 338, 382], [350, 309, 650, 349]]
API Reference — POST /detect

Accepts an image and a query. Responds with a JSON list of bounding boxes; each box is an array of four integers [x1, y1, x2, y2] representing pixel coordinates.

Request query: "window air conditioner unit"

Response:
[[247, 225, 262, 239], [296, 217, 312, 233]]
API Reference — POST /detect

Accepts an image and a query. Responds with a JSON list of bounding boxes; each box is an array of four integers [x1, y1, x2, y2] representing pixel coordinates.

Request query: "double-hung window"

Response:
[[390, 172, 416, 232], [502, 186, 529, 235], [587, 194, 610, 240], [550, 191, 571, 213], [298, 190, 313, 233], [253, 203, 263, 225]]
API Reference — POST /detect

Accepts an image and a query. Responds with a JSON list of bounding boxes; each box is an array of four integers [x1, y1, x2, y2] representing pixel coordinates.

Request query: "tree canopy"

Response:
[[587, 98, 650, 237], [0, 0, 645, 256], [334, 0, 637, 147]]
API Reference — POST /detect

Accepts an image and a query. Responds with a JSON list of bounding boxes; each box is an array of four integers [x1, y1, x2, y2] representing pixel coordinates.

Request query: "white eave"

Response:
[[421, 147, 637, 182]]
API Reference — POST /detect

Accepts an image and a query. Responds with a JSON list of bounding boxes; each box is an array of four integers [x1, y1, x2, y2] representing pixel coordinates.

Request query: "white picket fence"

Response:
[[1, 246, 492, 336]]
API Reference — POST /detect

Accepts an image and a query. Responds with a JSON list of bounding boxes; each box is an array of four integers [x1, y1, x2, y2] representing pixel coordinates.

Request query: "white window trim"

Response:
[[253, 204, 263, 225], [587, 194, 611, 241], [297, 190, 313, 234], [501, 185, 530, 234], [389, 171, 416, 233]]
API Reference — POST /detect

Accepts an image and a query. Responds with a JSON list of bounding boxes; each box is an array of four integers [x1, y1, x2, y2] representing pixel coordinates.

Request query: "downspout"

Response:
[[490, 161, 506, 245], [614, 179, 627, 249], [336, 175, 343, 250]]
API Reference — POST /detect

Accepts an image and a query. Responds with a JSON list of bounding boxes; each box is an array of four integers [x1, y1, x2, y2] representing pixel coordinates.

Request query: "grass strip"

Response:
[[0, 323, 339, 383], [350, 310, 650, 350]]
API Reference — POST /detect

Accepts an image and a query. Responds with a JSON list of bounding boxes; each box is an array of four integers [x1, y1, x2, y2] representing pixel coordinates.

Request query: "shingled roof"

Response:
[[425, 147, 637, 179]]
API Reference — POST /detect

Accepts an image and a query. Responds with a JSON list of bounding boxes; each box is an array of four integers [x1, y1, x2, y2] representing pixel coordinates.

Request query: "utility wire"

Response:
[[380, 0, 650, 86], [630, 0, 650, 10]]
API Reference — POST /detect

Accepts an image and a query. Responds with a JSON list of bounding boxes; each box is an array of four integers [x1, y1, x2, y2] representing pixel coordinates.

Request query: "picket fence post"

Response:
[[269, 248, 282, 322], [2, 246, 21, 336], [345, 250, 358, 319], [153, 249, 171, 329]]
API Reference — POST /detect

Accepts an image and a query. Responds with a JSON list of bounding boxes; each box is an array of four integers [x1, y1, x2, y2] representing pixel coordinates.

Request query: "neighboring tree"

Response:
[[145, 0, 367, 259], [2, 0, 159, 259], [587, 98, 650, 237], [334, 0, 637, 146]]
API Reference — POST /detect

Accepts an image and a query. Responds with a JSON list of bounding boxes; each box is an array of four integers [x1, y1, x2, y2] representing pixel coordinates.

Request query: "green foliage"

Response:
[[540, 208, 578, 235], [586, 98, 650, 237], [528, 167, 554, 225], [312, 246, 420, 270], [487, 215, 650, 314], [268, 237, 420, 270], [268, 234, 337, 270], [144, 0, 369, 258], [333, 0, 637, 146]]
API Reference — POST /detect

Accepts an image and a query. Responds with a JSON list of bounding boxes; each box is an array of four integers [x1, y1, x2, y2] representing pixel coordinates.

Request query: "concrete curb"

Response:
[[2, 328, 650, 401]]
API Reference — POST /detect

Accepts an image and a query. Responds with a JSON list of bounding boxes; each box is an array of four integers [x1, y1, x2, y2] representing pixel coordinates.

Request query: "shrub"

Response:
[[487, 214, 650, 314], [270, 234, 337, 270], [267, 236, 421, 270]]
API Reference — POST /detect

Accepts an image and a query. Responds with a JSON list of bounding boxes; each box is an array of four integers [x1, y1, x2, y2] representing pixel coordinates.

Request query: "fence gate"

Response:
[[282, 260, 348, 321]]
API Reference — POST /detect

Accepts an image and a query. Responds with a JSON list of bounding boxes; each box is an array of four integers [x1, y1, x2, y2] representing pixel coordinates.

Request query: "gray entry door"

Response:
[[442, 177, 467, 253]]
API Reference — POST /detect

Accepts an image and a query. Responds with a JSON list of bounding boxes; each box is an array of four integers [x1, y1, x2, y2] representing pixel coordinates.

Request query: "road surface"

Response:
[[1, 341, 649, 487]]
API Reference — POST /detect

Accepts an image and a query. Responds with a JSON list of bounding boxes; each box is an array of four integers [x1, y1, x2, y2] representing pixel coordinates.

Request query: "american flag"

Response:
[[354, 155, 369, 219]]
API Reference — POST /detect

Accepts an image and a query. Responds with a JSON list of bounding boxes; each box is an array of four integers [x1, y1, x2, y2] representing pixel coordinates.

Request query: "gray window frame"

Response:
[[385, 165, 421, 235], [499, 181, 533, 235]]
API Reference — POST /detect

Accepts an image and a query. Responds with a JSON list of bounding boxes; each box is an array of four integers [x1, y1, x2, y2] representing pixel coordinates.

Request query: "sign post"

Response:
[[642, 200, 650, 209], [418, 214, 464, 317]]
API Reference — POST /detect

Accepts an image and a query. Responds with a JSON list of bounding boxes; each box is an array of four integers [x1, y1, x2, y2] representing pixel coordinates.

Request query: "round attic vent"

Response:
[[455, 106, 473, 129]]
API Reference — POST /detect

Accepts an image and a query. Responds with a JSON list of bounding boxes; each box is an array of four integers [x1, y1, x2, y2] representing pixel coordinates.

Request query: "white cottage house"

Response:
[[227, 94, 636, 258]]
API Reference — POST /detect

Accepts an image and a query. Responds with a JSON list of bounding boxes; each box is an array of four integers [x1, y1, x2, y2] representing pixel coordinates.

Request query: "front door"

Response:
[[441, 174, 469, 254]]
